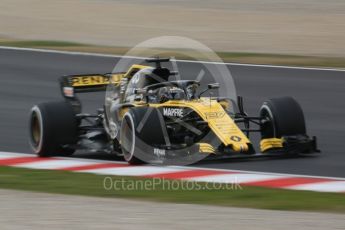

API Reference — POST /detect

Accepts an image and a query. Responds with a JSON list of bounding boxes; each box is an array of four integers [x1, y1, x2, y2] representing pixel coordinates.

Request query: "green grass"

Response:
[[1, 39, 345, 68], [0, 166, 344, 213]]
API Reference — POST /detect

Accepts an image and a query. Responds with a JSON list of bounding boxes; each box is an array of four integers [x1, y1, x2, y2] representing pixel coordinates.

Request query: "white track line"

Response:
[[1, 46, 344, 72], [0, 152, 26, 160], [0, 151, 30, 158]]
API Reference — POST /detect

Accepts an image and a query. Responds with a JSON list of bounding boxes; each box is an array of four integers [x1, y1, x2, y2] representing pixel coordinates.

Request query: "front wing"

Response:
[[196, 135, 319, 161]]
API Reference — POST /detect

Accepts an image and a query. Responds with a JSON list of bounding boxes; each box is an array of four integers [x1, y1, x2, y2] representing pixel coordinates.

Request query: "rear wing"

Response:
[[59, 73, 125, 97], [59, 64, 148, 98], [59, 73, 125, 114], [59, 65, 149, 113]]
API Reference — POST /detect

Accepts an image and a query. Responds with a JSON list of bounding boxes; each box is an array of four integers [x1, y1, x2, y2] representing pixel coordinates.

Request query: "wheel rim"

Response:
[[121, 113, 135, 162], [260, 105, 276, 138], [31, 113, 41, 144], [29, 106, 44, 153]]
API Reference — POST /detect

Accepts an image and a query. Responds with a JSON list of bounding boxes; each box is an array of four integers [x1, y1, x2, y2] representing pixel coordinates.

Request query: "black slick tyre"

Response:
[[260, 97, 306, 138], [120, 107, 166, 164], [29, 101, 78, 157]]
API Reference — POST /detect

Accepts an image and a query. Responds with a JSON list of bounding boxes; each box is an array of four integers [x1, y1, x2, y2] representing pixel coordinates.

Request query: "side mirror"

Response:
[[208, 83, 220, 89], [198, 83, 220, 98]]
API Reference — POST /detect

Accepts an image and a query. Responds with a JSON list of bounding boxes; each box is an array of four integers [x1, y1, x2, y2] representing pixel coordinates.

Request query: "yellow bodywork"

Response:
[[68, 64, 253, 153], [124, 64, 149, 78], [198, 143, 216, 154], [149, 98, 251, 152], [260, 138, 284, 152]]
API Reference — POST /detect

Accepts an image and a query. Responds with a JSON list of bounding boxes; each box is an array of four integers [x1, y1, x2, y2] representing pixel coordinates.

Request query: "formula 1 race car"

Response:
[[29, 57, 319, 164]]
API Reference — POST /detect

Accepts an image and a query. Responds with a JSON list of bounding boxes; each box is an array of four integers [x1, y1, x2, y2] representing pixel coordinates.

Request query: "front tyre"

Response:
[[260, 97, 306, 138], [120, 111, 142, 164], [29, 101, 78, 157], [120, 107, 166, 164]]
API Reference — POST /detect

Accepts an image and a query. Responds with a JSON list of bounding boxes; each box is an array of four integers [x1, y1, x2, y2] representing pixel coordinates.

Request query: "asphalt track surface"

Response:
[[0, 48, 344, 177]]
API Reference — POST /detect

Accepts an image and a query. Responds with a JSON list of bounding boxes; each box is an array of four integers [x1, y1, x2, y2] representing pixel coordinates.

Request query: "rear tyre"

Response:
[[29, 101, 78, 157], [260, 97, 306, 138], [120, 107, 166, 164]]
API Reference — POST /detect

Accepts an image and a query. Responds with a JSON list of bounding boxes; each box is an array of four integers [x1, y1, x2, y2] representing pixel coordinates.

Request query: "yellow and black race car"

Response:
[[29, 58, 319, 164]]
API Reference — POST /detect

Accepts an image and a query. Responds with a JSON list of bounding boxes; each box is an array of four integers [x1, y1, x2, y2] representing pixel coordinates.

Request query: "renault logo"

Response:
[[230, 135, 241, 142]]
